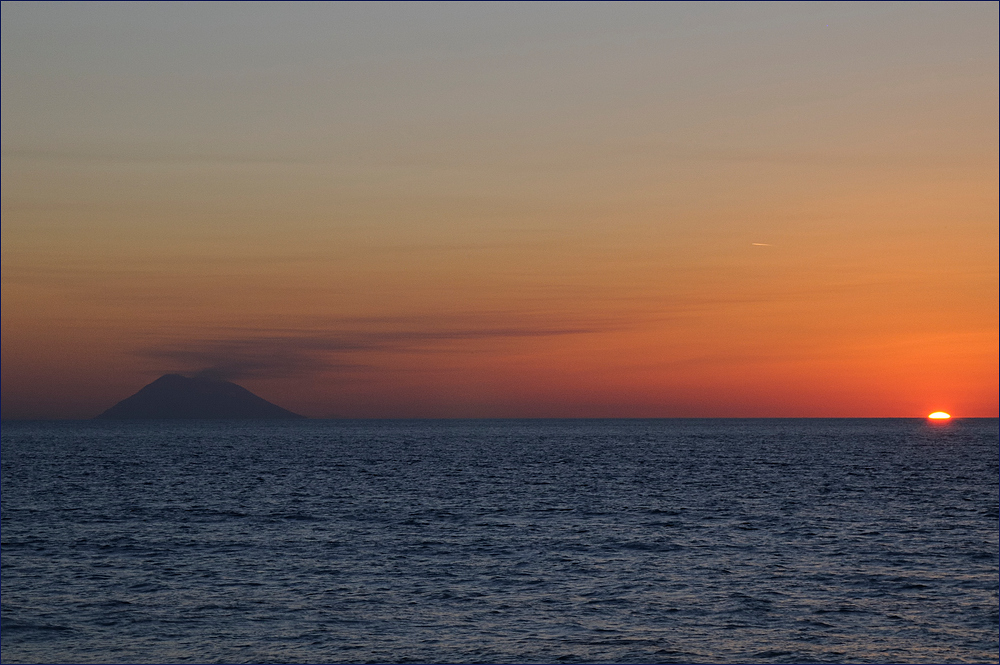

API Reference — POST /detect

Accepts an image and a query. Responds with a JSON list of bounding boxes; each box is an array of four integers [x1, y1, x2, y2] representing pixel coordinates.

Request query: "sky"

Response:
[[2, 1, 997, 419]]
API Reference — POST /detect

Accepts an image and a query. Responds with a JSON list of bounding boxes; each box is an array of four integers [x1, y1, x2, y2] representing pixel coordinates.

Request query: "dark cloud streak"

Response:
[[145, 324, 601, 381]]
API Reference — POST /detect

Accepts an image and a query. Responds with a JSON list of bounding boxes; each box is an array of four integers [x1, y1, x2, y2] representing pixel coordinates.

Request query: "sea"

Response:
[[1, 418, 997, 664]]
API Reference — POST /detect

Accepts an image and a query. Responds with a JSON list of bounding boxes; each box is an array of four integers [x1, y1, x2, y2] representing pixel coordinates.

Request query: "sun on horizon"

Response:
[[927, 411, 952, 420]]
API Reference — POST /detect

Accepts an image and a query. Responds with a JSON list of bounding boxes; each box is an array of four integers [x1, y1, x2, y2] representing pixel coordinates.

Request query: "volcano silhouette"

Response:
[[96, 374, 306, 419]]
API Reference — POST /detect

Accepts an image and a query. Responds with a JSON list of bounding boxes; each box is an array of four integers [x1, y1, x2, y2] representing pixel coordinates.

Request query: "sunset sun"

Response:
[[927, 411, 952, 420]]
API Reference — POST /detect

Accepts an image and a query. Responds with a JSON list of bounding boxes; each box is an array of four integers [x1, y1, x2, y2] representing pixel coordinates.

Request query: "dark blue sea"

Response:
[[2, 419, 997, 664]]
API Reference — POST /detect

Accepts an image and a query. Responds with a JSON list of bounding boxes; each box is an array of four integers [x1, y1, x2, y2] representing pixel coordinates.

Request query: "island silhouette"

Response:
[[96, 374, 305, 419]]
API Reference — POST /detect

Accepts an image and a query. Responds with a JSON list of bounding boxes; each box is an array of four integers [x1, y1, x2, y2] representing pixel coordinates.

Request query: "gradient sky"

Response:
[[3, 1, 997, 419]]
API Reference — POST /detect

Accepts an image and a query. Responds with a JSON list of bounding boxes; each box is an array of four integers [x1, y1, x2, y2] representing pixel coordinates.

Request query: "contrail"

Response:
[[751, 243, 772, 246]]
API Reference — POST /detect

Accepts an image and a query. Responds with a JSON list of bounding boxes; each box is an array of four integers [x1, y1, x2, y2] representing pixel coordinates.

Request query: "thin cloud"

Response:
[[144, 322, 602, 381], [141, 281, 877, 381]]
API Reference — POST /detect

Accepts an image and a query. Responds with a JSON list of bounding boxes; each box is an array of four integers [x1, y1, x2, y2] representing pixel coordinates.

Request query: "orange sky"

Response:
[[2, 2, 997, 418]]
